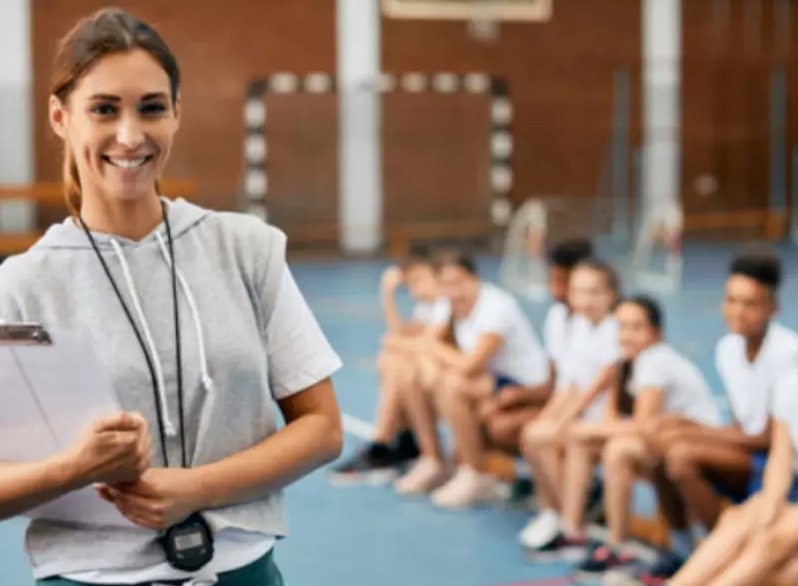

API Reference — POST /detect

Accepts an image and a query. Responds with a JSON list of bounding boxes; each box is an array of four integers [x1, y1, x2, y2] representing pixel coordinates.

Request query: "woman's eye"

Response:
[[90, 103, 117, 116], [141, 103, 167, 115]]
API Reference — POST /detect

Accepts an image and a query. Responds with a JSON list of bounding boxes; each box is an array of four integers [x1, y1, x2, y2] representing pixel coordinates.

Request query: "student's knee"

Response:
[[520, 418, 557, 453], [664, 441, 700, 481], [486, 416, 521, 452], [602, 436, 640, 471], [716, 503, 745, 528]]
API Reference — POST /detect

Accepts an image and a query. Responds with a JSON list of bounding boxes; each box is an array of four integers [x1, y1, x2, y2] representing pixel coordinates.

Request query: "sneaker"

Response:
[[393, 430, 420, 462], [329, 443, 401, 486], [573, 543, 636, 582], [431, 466, 511, 508], [518, 509, 561, 549], [395, 456, 448, 495], [602, 552, 683, 586], [524, 532, 591, 563]]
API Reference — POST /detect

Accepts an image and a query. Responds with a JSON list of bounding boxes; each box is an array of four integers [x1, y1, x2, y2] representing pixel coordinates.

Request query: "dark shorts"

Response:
[[494, 374, 520, 394], [714, 450, 769, 503], [36, 549, 284, 586]]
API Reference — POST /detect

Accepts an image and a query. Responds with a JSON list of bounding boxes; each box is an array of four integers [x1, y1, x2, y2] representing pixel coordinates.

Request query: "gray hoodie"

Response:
[[0, 198, 333, 578]]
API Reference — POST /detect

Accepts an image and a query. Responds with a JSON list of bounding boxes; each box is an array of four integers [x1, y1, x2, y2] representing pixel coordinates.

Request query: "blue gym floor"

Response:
[[3, 241, 798, 586]]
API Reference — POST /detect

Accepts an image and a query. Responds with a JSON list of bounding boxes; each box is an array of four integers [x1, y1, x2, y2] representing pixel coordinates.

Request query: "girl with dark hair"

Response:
[[557, 296, 719, 580]]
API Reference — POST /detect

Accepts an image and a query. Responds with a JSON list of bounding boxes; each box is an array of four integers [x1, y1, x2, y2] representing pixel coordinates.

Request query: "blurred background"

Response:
[[2, 1, 798, 585]]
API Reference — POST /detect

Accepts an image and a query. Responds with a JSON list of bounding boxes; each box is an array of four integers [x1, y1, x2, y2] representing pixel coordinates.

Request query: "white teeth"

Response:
[[108, 157, 147, 169]]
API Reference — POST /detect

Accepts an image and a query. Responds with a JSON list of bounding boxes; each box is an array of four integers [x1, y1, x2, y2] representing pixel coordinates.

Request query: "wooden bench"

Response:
[[0, 180, 196, 257]]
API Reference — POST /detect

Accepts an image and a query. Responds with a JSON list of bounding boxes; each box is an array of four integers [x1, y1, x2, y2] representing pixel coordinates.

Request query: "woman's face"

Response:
[[49, 48, 180, 204], [616, 302, 659, 359], [437, 264, 480, 318], [568, 267, 616, 323]]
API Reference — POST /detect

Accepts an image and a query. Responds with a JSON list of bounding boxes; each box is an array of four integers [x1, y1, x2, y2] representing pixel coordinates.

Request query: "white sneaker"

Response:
[[394, 457, 447, 494], [431, 466, 511, 509], [519, 509, 561, 549]]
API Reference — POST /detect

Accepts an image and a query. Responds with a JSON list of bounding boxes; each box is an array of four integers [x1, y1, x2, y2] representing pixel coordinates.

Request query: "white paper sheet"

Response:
[[0, 326, 135, 527]]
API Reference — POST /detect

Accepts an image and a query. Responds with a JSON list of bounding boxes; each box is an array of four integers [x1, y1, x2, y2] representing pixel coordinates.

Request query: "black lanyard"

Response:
[[78, 201, 187, 468]]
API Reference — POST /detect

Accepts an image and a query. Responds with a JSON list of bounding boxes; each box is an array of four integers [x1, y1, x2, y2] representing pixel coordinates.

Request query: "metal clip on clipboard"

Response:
[[0, 322, 133, 526]]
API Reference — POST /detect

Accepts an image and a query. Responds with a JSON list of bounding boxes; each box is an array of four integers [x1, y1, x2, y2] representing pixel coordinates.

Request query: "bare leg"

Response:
[[706, 506, 798, 586], [560, 432, 603, 536], [401, 357, 443, 460], [440, 370, 493, 470], [664, 439, 751, 530], [484, 406, 541, 453], [373, 350, 413, 443], [521, 420, 567, 511], [669, 500, 756, 586], [602, 434, 649, 546]]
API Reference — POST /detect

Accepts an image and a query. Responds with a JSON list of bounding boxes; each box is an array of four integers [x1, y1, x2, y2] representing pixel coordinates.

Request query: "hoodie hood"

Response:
[[32, 197, 210, 251]]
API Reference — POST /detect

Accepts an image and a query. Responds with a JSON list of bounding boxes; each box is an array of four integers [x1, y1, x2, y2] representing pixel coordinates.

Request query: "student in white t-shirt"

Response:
[[481, 239, 593, 453], [394, 250, 549, 508], [654, 362, 798, 586], [609, 252, 798, 586], [330, 249, 449, 486], [545, 296, 720, 579], [518, 259, 621, 550]]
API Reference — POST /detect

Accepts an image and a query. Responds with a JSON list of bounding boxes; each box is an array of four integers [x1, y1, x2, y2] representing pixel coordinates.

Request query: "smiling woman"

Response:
[[0, 7, 343, 586]]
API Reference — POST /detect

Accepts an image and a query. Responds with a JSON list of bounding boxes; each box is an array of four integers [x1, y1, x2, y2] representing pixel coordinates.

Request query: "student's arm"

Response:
[[632, 388, 666, 424], [380, 266, 408, 333], [0, 413, 149, 521], [432, 334, 503, 377], [689, 421, 771, 450], [498, 381, 553, 408], [559, 363, 620, 423]]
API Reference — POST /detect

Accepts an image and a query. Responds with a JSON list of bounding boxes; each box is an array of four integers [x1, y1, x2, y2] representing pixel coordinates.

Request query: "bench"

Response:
[[0, 180, 196, 258]]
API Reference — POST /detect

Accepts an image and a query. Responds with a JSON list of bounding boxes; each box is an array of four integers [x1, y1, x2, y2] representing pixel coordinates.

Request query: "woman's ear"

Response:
[[173, 93, 182, 130], [49, 95, 68, 140]]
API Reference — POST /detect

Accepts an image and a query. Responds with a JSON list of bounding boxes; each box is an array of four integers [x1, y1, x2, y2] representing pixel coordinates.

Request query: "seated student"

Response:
[[644, 361, 798, 586], [330, 249, 448, 485], [480, 239, 593, 453], [394, 250, 550, 507], [548, 296, 720, 579], [518, 259, 621, 552], [606, 251, 798, 586]]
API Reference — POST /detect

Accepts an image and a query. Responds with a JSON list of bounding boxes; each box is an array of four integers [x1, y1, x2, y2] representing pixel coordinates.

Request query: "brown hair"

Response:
[[50, 8, 180, 215]]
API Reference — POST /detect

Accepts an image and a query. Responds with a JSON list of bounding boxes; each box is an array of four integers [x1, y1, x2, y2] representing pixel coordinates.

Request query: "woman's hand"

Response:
[[66, 412, 151, 486], [96, 468, 202, 531]]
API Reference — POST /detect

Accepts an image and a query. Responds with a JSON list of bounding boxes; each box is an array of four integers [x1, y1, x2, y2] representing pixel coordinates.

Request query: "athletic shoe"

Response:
[[395, 456, 448, 494], [431, 466, 511, 508], [602, 552, 683, 586], [523, 531, 591, 563], [329, 443, 402, 486], [518, 509, 561, 549], [573, 543, 636, 581], [393, 430, 421, 461]]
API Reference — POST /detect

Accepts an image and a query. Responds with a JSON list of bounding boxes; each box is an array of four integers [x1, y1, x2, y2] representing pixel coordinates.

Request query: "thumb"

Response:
[[95, 412, 145, 432]]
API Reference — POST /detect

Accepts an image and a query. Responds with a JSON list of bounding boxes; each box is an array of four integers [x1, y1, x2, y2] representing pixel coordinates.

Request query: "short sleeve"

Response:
[[772, 362, 798, 423], [265, 266, 342, 400], [473, 297, 516, 339], [597, 320, 621, 365], [631, 347, 668, 395]]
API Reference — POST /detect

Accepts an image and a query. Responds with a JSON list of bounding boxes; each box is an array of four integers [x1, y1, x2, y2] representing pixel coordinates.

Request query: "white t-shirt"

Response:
[[715, 321, 798, 435], [412, 297, 450, 326], [629, 342, 720, 426], [544, 302, 571, 372], [65, 267, 342, 584], [452, 282, 548, 386], [771, 362, 798, 470], [559, 315, 620, 421]]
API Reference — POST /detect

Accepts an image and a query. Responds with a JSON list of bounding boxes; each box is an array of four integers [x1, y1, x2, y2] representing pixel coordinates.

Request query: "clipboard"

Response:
[[0, 323, 135, 527]]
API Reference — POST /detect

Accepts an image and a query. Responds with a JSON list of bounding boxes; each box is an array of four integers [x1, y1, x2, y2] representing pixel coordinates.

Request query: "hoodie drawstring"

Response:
[[155, 232, 215, 392], [109, 238, 178, 437]]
